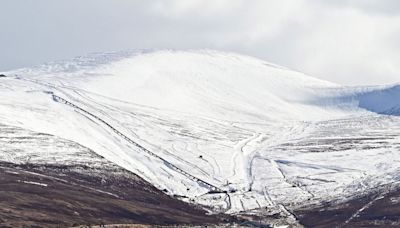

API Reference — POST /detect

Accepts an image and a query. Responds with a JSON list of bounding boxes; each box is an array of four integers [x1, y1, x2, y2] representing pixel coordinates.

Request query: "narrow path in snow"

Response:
[[230, 133, 259, 186], [343, 190, 388, 225]]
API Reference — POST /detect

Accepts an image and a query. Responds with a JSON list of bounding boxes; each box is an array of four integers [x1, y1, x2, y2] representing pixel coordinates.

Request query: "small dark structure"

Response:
[[0, 74, 6, 78]]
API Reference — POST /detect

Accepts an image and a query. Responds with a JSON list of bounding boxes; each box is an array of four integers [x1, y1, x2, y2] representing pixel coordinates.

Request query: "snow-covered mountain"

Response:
[[1, 50, 399, 215]]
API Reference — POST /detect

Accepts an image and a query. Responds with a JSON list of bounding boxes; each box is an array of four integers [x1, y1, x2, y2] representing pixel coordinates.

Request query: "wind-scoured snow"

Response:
[[0, 50, 399, 213]]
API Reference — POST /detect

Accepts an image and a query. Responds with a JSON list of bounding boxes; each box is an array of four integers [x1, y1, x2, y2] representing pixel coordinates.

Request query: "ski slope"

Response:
[[0, 50, 399, 213]]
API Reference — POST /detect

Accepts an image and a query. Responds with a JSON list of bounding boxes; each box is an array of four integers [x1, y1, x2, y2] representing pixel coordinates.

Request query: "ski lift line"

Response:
[[14, 76, 230, 211], [51, 94, 223, 192]]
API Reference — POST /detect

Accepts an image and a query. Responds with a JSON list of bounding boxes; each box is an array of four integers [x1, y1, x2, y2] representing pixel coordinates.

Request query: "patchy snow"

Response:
[[20, 180, 48, 187], [0, 50, 399, 213]]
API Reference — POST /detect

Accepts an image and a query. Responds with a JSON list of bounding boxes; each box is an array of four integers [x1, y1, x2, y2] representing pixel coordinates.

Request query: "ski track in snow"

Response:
[[0, 50, 400, 213]]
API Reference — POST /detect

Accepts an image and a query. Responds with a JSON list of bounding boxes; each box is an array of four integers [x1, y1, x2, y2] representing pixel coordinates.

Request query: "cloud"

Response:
[[0, 0, 399, 85], [316, 0, 400, 16]]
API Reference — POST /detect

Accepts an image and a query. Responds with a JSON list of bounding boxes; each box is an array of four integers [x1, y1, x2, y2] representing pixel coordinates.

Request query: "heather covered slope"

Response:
[[0, 50, 399, 217]]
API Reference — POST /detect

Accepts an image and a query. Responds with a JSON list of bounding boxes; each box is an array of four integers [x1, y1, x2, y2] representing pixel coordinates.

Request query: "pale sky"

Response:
[[1, 0, 399, 85]]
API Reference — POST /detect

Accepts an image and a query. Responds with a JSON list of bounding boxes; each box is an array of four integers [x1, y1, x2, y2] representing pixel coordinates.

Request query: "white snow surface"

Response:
[[1, 50, 400, 212]]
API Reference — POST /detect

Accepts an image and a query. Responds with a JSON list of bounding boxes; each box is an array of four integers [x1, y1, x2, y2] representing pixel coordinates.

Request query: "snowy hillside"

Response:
[[0, 50, 399, 214]]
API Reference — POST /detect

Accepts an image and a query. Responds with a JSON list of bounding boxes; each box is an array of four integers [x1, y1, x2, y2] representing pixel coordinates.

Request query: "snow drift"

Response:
[[355, 85, 400, 115]]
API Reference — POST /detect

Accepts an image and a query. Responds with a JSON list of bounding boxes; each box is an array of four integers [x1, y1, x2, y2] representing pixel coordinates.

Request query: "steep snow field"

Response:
[[0, 50, 399, 213]]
